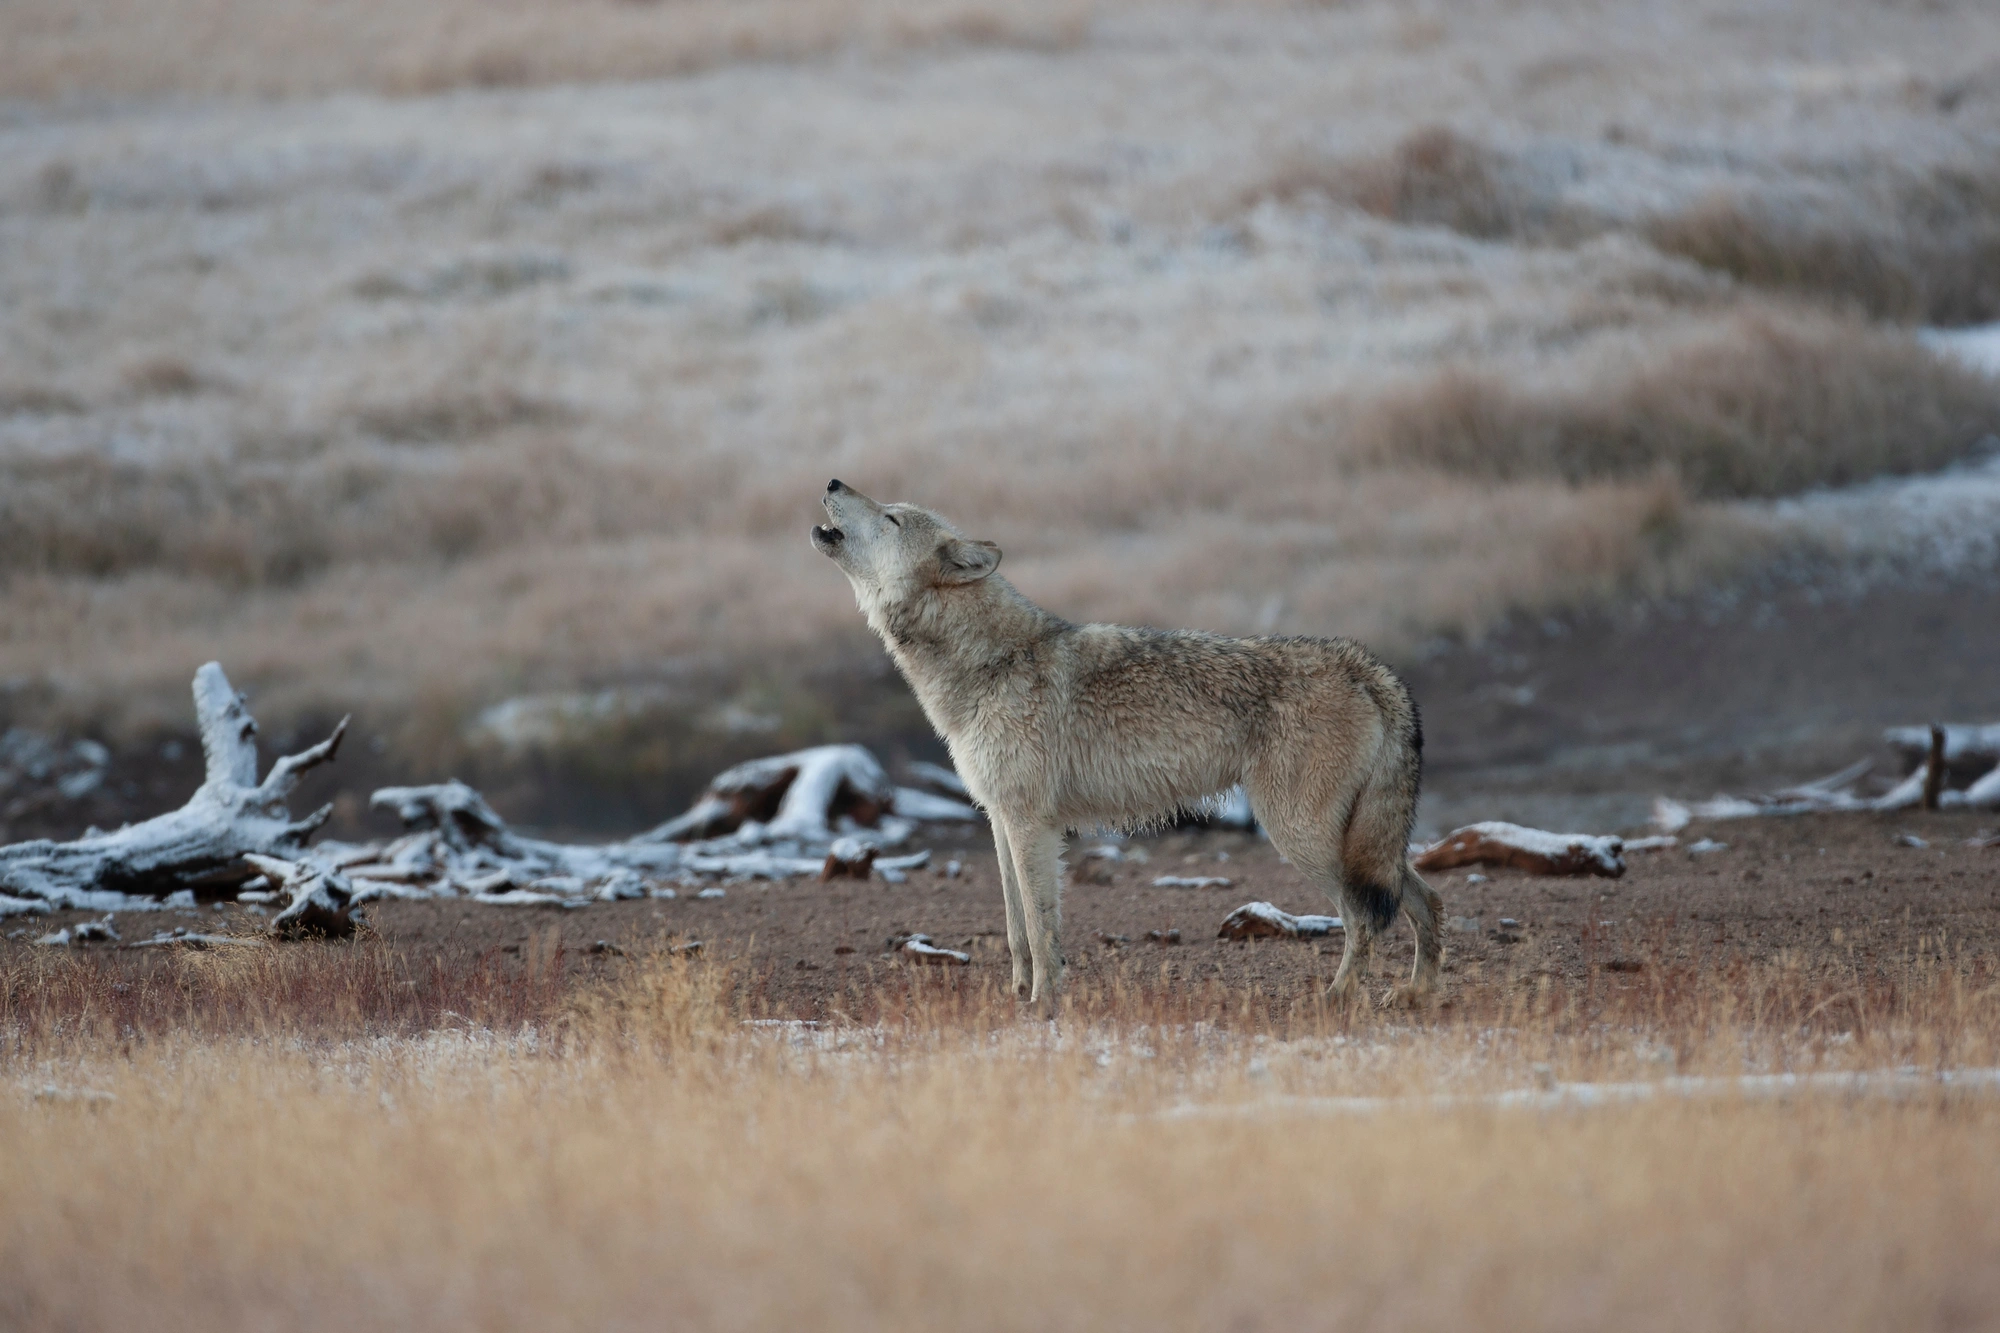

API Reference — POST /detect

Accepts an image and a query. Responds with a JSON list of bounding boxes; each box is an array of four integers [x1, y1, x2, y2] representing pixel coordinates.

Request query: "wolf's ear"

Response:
[[936, 538, 1001, 585]]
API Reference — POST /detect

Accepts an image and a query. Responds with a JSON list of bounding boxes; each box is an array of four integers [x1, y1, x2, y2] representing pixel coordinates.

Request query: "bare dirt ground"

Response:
[[15, 811, 1995, 1022]]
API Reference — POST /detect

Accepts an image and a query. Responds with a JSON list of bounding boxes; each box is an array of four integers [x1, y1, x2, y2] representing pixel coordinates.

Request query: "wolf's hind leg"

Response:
[[992, 822, 1031, 997], [1328, 911, 1374, 1002], [1384, 867, 1444, 1009], [1250, 784, 1375, 1003], [1003, 820, 1066, 1014]]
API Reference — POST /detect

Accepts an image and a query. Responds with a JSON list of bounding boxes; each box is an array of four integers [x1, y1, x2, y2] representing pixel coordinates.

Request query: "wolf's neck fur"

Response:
[[865, 575, 1064, 737]]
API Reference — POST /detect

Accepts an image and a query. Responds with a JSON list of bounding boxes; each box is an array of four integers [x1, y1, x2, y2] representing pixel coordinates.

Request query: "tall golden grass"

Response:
[[3, 938, 1997, 1330]]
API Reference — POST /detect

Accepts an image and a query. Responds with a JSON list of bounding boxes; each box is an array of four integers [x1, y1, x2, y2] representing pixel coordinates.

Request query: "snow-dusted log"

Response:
[[641, 744, 977, 846], [821, 837, 877, 880], [352, 781, 686, 897], [1218, 902, 1342, 940], [0, 663, 346, 909], [1413, 823, 1625, 878], [1940, 766, 2000, 810], [124, 928, 264, 950], [889, 932, 970, 964], [1885, 723, 2000, 767], [244, 853, 356, 939], [1654, 744, 2000, 827]]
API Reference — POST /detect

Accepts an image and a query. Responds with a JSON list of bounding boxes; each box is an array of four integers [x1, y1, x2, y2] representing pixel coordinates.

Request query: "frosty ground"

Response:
[[3, 0, 1999, 802]]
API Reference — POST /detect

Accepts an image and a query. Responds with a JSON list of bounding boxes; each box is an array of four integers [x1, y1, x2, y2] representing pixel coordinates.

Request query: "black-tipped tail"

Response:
[[1348, 879, 1401, 935]]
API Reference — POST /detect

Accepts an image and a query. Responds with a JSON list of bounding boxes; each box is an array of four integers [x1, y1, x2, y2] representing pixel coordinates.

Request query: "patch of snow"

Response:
[[1920, 322, 2000, 378]]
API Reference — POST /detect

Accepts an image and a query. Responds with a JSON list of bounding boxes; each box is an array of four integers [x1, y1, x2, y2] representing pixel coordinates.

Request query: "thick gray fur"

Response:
[[812, 481, 1443, 1013]]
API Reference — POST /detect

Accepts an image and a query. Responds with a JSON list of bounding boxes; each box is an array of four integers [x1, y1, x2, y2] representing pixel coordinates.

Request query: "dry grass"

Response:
[[1345, 310, 2000, 497], [0, 0, 1099, 101], [1252, 128, 2000, 327], [2, 939, 1997, 1330], [1648, 163, 2000, 326], [11, 303, 1989, 736], [1252, 125, 1552, 240], [4, 0, 2000, 745]]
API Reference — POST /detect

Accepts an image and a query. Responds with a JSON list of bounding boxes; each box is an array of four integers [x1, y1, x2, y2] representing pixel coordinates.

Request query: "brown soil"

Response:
[[12, 811, 1996, 1021]]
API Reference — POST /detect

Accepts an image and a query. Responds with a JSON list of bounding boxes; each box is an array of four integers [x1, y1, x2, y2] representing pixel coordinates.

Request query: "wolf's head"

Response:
[[811, 479, 1001, 616]]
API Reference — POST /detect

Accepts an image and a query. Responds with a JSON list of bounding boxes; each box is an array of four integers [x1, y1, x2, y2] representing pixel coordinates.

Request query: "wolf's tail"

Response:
[[1339, 689, 1424, 935]]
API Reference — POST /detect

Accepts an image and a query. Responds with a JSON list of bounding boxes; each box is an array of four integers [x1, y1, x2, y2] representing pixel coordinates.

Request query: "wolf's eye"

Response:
[[885, 513, 901, 527]]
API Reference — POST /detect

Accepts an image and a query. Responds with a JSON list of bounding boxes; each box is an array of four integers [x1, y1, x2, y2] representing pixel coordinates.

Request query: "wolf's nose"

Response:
[[826, 478, 845, 494]]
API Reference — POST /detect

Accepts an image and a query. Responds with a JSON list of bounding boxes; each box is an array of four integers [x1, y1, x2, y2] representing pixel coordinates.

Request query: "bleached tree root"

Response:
[[0, 671, 987, 929], [1218, 902, 1342, 940], [1412, 823, 1626, 878], [1655, 726, 2000, 830], [642, 744, 978, 845], [0, 663, 345, 911], [888, 933, 970, 964]]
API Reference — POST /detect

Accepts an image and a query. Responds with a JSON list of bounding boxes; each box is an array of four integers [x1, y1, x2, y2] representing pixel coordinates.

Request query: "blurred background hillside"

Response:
[[2, 0, 1998, 837]]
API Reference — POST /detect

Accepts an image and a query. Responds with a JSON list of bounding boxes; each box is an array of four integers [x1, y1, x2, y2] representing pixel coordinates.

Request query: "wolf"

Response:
[[811, 479, 1442, 1011]]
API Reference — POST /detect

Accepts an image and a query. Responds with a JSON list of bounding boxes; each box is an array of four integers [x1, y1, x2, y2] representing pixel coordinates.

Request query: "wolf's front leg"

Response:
[[1003, 820, 1066, 1013], [992, 822, 1031, 997]]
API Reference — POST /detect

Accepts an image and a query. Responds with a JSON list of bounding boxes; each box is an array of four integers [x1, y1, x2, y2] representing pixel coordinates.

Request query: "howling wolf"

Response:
[[811, 479, 1441, 1011]]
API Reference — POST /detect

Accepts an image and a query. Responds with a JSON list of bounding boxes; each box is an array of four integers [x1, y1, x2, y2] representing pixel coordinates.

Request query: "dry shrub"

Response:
[[1347, 311, 2000, 497], [349, 388, 572, 445], [0, 440, 728, 584], [0, 935, 577, 1054], [0, 384, 85, 416], [1253, 125, 1543, 239], [1648, 163, 2000, 325], [119, 355, 205, 398]]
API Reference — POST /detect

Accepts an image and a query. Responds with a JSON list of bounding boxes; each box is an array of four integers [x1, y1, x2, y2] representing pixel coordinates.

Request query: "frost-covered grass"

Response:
[[3, 939, 1998, 1330], [3, 0, 2000, 742]]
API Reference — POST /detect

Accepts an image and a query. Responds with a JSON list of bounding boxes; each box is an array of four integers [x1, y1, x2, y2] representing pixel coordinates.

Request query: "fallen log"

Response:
[[1218, 902, 1342, 940], [888, 932, 970, 964], [1412, 822, 1625, 878], [0, 689, 987, 923], [640, 744, 978, 845], [0, 663, 345, 910], [1654, 742, 2000, 829], [244, 853, 356, 939], [1885, 723, 2000, 768]]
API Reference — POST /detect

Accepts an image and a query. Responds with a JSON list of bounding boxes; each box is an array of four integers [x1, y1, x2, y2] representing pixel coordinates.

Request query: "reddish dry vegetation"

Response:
[[3, 814, 1998, 1330]]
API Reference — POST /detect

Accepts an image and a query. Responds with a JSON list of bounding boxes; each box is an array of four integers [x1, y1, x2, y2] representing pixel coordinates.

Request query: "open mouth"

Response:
[[811, 523, 845, 550]]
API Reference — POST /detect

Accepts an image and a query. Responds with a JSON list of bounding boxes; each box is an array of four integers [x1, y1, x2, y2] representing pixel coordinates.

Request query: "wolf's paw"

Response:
[[1322, 979, 1366, 1007], [1380, 983, 1438, 1011]]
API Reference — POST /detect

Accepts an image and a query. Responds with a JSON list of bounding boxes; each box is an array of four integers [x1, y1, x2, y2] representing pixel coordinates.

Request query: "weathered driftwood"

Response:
[[0, 678, 1001, 926], [641, 744, 978, 845], [1654, 736, 2000, 829], [1218, 901, 1342, 940], [1885, 723, 2000, 769], [821, 837, 877, 880], [244, 853, 356, 939], [290, 755, 950, 908], [124, 927, 264, 949], [888, 932, 970, 964], [1413, 822, 1626, 878], [0, 663, 345, 910]]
